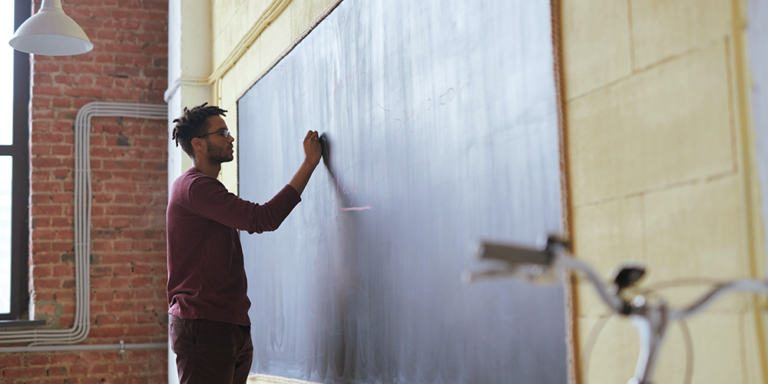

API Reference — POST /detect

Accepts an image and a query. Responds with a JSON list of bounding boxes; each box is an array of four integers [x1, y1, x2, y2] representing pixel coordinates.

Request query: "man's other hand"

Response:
[[304, 130, 322, 167]]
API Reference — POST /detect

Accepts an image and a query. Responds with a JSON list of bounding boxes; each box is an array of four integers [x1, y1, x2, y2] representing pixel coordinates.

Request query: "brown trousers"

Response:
[[169, 315, 254, 384]]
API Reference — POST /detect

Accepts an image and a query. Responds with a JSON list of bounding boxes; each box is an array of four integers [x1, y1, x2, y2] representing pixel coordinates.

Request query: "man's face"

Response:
[[202, 115, 235, 164]]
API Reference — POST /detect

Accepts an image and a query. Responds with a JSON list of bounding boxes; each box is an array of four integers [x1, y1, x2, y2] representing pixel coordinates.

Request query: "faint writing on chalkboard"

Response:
[[331, 68, 458, 212], [333, 69, 456, 133], [327, 160, 385, 212]]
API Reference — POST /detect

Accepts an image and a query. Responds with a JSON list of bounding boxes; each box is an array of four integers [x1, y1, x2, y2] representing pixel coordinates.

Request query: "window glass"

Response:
[[0, 5, 14, 145], [0, 156, 12, 313]]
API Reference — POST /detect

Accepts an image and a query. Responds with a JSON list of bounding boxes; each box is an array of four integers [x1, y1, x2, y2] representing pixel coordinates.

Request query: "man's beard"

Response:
[[205, 139, 234, 164]]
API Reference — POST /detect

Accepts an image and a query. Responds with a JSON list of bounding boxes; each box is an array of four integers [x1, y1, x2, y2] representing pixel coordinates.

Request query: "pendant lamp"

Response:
[[9, 0, 93, 56]]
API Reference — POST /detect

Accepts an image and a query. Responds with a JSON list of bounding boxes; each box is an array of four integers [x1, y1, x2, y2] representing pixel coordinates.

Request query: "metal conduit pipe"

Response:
[[0, 102, 168, 353], [0, 342, 167, 354]]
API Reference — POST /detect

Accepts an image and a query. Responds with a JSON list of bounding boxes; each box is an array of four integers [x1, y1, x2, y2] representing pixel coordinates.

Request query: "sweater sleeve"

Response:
[[187, 177, 302, 234]]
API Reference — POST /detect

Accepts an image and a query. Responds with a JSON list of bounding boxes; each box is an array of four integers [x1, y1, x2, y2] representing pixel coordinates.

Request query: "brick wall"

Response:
[[1, 0, 169, 382]]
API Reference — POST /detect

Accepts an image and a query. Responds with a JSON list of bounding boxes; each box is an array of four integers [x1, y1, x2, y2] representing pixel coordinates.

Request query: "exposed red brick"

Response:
[[31, 266, 51, 277], [3, 368, 31, 379], [32, 97, 52, 108], [31, 230, 57, 241], [34, 73, 53, 84], [25, 354, 50, 366], [52, 242, 73, 252], [50, 354, 80, 365], [69, 365, 88, 375], [52, 265, 75, 277], [33, 62, 60, 72], [31, 205, 62, 215], [19, 2, 169, 383], [0, 356, 22, 366]]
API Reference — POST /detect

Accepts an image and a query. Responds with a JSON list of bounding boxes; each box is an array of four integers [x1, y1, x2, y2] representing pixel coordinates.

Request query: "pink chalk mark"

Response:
[[338, 206, 372, 211], [439, 88, 455, 105], [396, 108, 415, 132], [359, 72, 390, 112]]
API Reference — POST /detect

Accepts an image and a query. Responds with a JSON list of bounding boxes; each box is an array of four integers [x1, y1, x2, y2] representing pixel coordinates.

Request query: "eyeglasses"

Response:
[[196, 128, 230, 139]]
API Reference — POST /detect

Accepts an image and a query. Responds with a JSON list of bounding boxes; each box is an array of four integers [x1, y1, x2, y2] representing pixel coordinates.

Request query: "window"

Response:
[[0, 1, 30, 320]]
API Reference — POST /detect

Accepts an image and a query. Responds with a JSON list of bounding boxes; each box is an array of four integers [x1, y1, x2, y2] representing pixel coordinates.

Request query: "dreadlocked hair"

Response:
[[172, 103, 228, 158]]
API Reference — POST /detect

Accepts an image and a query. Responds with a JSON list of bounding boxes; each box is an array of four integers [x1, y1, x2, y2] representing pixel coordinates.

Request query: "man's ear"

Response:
[[191, 137, 206, 153]]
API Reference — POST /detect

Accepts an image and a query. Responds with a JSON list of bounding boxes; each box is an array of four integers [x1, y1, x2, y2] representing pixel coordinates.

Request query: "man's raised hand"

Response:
[[303, 130, 322, 167]]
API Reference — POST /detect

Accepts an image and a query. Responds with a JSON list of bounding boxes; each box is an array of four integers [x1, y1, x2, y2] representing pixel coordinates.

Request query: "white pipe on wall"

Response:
[[163, 0, 292, 104], [0, 342, 167, 353], [0, 102, 167, 353]]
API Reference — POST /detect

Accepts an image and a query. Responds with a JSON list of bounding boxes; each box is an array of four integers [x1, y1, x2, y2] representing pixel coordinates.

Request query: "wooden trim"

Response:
[[549, 0, 580, 383], [730, 0, 768, 382]]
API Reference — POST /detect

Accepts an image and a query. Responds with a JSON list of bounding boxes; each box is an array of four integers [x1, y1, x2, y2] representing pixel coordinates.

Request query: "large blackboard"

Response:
[[238, 0, 567, 382]]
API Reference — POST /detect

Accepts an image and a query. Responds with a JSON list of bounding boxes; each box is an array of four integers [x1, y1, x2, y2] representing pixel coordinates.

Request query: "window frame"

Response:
[[0, 0, 30, 321]]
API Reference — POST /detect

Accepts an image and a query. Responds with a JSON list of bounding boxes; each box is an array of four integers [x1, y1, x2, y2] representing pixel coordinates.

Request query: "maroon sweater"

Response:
[[166, 167, 301, 326]]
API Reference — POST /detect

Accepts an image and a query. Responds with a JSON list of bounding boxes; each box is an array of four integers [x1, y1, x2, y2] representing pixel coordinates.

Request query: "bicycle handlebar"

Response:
[[465, 238, 768, 384], [466, 241, 768, 319], [668, 279, 768, 320], [557, 255, 625, 313]]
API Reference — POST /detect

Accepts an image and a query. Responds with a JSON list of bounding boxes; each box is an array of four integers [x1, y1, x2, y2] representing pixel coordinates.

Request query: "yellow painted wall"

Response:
[[210, 0, 337, 194], [209, 2, 336, 383], [209, 0, 768, 383], [564, 0, 767, 383]]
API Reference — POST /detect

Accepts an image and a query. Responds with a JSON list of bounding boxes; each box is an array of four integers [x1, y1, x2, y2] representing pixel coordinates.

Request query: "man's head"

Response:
[[172, 103, 233, 163]]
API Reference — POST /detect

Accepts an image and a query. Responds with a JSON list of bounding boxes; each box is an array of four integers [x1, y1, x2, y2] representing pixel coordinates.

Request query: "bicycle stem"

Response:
[[626, 296, 669, 384], [467, 239, 768, 384], [557, 254, 624, 312], [554, 251, 768, 384]]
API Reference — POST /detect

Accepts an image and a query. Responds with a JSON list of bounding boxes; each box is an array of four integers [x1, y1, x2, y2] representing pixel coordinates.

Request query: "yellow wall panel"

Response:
[[212, 0, 242, 30], [654, 314, 745, 384], [213, 23, 235, 73], [221, 39, 261, 107], [641, 284, 751, 314], [640, 173, 753, 312], [562, 0, 632, 99], [631, 0, 732, 70], [684, 313, 746, 384], [290, 0, 337, 41], [581, 315, 748, 384], [260, 6, 293, 72], [743, 310, 767, 384], [568, 40, 734, 205], [578, 317, 638, 384], [644, 175, 746, 283], [652, 319, 692, 384], [212, 0, 272, 70], [212, 0, 242, 65], [572, 196, 645, 317], [573, 196, 645, 277]]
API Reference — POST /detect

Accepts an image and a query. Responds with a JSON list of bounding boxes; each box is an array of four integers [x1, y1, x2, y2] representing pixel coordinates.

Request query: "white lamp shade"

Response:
[[9, 0, 93, 56]]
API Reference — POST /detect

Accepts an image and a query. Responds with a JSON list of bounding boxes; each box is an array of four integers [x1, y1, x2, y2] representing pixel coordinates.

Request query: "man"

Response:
[[166, 103, 322, 383]]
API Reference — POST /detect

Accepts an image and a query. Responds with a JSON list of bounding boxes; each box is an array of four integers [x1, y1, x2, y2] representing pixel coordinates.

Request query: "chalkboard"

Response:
[[238, 0, 567, 382]]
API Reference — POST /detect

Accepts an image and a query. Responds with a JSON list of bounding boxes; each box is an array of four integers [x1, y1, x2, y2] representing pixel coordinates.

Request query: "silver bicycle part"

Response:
[[464, 237, 768, 384]]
